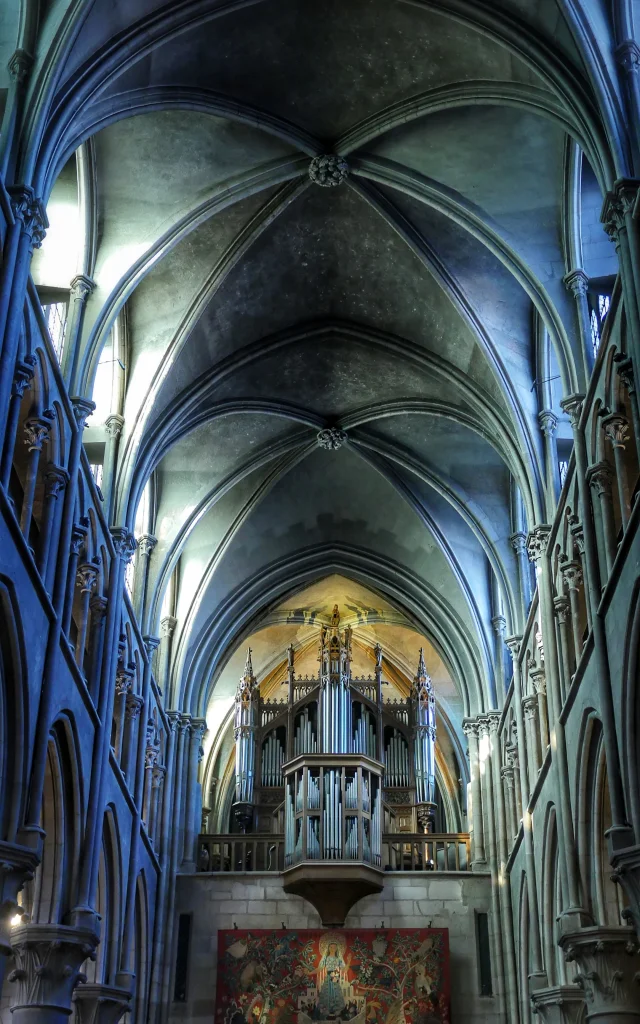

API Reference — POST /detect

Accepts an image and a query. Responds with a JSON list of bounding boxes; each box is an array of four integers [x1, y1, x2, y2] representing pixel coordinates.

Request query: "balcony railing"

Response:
[[196, 832, 470, 873]]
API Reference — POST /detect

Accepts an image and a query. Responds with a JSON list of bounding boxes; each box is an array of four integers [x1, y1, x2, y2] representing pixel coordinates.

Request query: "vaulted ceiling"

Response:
[[12, 0, 623, 726]]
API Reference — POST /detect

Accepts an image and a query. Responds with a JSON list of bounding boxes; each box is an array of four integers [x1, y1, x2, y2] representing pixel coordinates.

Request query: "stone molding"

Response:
[[563, 268, 589, 298], [602, 412, 631, 450], [527, 525, 552, 563], [44, 464, 70, 499], [560, 926, 640, 1015], [137, 534, 157, 558], [530, 984, 585, 1023], [73, 982, 131, 1024], [12, 356, 37, 399], [8, 923, 99, 1015], [24, 412, 54, 453], [104, 414, 124, 440]]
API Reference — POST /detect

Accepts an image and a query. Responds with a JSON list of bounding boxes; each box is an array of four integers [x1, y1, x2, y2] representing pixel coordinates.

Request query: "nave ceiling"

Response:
[[4, 0, 621, 734]]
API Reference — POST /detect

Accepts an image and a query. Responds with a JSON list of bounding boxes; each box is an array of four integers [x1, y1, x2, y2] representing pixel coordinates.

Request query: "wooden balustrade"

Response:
[[196, 832, 470, 873]]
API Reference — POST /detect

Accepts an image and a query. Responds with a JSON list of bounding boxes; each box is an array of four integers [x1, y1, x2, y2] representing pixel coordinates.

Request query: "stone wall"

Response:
[[170, 871, 501, 1024]]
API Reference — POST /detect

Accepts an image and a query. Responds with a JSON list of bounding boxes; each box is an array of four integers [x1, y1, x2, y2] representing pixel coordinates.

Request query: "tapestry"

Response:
[[215, 928, 450, 1024]]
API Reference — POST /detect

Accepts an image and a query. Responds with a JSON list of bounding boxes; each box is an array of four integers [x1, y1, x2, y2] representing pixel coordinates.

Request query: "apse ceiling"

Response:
[[18, 0, 618, 725]]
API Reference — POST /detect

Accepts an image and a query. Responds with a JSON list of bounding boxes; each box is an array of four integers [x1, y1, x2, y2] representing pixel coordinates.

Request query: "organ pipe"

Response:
[[412, 647, 437, 831], [233, 649, 258, 829]]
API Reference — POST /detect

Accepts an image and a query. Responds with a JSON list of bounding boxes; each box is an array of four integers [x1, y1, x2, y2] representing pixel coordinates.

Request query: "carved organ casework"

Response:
[[229, 607, 437, 925]]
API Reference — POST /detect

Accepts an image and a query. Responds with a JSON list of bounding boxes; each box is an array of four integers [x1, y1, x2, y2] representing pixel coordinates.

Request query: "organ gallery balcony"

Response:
[[281, 753, 384, 925]]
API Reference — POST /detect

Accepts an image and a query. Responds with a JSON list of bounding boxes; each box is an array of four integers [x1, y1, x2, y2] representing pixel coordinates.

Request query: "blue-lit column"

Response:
[[233, 650, 258, 831], [319, 619, 352, 754], [412, 648, 437, 833]]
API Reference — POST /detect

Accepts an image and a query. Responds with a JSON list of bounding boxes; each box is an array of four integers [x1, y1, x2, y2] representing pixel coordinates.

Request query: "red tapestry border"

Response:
[[215, 928, 450, 1024]]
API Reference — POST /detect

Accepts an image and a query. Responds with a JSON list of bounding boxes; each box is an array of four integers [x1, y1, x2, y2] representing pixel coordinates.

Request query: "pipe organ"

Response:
[[230, 607, 438, 841]]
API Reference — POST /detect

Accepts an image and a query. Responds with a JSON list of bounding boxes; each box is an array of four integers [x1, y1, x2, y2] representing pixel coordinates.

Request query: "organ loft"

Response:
[[206, 607, 439, 923]]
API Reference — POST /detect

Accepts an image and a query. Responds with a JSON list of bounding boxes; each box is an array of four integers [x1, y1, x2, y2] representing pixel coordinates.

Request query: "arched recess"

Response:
[[541, 804, 567, 988], [133, 873, 150, 1024], [623, 580, 640, 836], [576, 711, 625, 926], [181, 550, 488, 719], [518, 873, 531, 1024], [86, 807, 122, 985], [27, 718, 82, 924], [0, 578, 28, 843]]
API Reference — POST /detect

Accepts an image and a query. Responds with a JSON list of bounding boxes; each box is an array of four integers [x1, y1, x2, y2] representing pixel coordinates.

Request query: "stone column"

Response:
[[602, 413, 632, 529], [523, 695, 541, 780], [511, 531, 532, 621], [159, 616, 177, 697], [61, 520, 89, 638], [528, 526, 589, 926], [539, 410, 561, 514], [37, 465, 69, 587], [87, 596, 107, 704], [0, 843, 39, 992], [601, 183, 640, 381], [530, 986, 586, 1024], [73, 982, 131, 1024], [121, 694, 144, 786], [553, 596, 573, 702], [501, 765, 518, 843], [181, 718, 207, 871], [112, 665, 134, 762], [564, 267, 595, 379], [101, 415, 124, 522], [616, 42, 640, 175], [462, 719, 485, 866], [561, 561, 586, 666], [506, 636, 546, 983], [560, 927, 640, 1022], [587, 462, 617, 576], [74, 562, 100, 673], [134, 534, 156, 625], [20, 413, 54, 538], [7, 923, 99, 1024], [0, 355, 36, 489], [62, 275, 95, 390], [531, 668, 549, 756], [492, 614, 507, 696]]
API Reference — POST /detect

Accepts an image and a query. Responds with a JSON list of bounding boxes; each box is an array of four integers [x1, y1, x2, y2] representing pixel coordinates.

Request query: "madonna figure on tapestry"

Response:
[[216, 928, 450, 1024]]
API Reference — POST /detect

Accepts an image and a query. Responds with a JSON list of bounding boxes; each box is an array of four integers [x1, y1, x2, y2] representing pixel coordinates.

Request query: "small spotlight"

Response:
[[10, 914, 24, 927]]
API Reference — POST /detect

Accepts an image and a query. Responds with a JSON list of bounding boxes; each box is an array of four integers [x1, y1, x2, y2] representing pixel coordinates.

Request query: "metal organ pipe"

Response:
[[412, 648, 437, 807]]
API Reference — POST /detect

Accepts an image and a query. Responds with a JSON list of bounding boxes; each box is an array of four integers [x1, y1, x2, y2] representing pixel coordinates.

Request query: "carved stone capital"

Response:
[[527, 525, 552, 564], [110, 528, 136, 563], [89, 594, 108, 622], [617, 39, 640, 73], [308, 154, 349, 187], [0, 842, 40, 960], [587, 460, 614, 497], [539, 410, 558, 438], [505, 634, 523, 658], [568, 515, 585, 555], [8, 923, 99, 1016], [560, 394, 585, 430], [73, 982, 131, 1024], [8, 186, 48, 248], [76, 561, 100, 594], [530, 668, 546, 695], [70, 275, 96, 302], [160, 615, 177, 639], [44, 464, 69, 499], [510, 531, 528, 557], [530, 984, 585, 1023], [317, 427, 347, 450], [461, 717, 480, 739], [501, 765, 515, 787], [70, 519, 89, 557], [553, 595, 570, 624], [137, 533, 157, 558], [522, 695, 539, 721], [144, 745, 159, 769], [7, 50, 33, 85], [24, 412, 54, 452], [491, 614, 507, 637], [151, 763, 166, 789], [614, 353, 635, 395], [563, 268, 589, 299], [143, 634, 161, 657], [70, 398, 95, 430], [104, 414, 124, 441], [610, 844, 640, 939], [167, 710, 181, 733], [601, 180, 640, 242], [561, 560, 584, 592], [124, 694, 144, 721], [602, 412, 631, 450], [12, 356, 37, 399], [114, 666, 134, 697], [560, 926, 640, 1015]]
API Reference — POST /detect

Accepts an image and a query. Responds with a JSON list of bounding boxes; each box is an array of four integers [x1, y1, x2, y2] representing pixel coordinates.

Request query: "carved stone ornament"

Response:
[[602, 412, 631, 451], [560, 395, 585, 430], [527, 525, 552, 564], [530, 984, 585, 1024], [76, 561, 100, 594], [383, 790, 413, 805], [522, 695, 539, 722], [505, 634, 523, 658], [7, 49, 33, 85], [539, 410, 558, 438], [71, 398, 95, 430], [510, 532, 528, 557], [151, 764, 166, 789], [0, 841, 40, 960], [8, 922, 99, 1017], [8, 186, 48, 248], [124, 693, 144, 721], [568, 516, 586, 555], [308, 155, 349, 187], [110, 528, 136, 563], [587, 461, 614, 497], [614, 353, 635, 395], [160, 615, 177, 639], [530, 668, 546, 695], [143, 634, 161, 657], [563, 268, 589, 299], [70, 275, 96, 303], [317, 427, 347, 450], [89, 594, 108, 622], [560, 926, 640, 1015], [137, 534, 157, 558], [560, 560, 583, 592], [44, 464, 69, 499], [70, 518, 89, 557], [73, 982, 132, 1024], [104, 414, 124, 441], [24, 412, 54, 452], [617, 39, 640, 73], [610, 843, 640, 939], [114, 667, 134, 697], [553, 595, 570, 624], [12, 356, 37, 399]]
